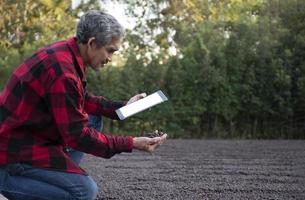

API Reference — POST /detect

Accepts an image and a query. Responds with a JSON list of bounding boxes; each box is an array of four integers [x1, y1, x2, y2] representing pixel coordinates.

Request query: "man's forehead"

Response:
[[107, 39, 121, 50], [108, 45, 119, 51]]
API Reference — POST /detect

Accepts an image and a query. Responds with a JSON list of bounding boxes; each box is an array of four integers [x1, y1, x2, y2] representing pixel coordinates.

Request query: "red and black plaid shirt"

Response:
[[0, 37, 133, 174]]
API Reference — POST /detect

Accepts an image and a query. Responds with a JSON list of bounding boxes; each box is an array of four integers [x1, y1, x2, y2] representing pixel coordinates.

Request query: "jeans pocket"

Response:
[[6, 164, 25, 176], [0, 168, 6, 187]]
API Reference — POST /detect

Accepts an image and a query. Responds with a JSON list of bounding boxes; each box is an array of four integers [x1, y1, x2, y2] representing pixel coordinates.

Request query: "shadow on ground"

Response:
[[82, 139, 305, 200]]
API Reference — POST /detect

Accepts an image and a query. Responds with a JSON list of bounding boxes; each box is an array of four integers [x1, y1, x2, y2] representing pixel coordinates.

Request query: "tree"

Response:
[[0, 0, 101, 89]]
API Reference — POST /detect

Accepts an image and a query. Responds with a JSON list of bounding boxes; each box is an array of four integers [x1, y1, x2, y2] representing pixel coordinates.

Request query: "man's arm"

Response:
[[46, 76, 132, 158], [84, 92, 126, 120], [84, 92, 147, 120]]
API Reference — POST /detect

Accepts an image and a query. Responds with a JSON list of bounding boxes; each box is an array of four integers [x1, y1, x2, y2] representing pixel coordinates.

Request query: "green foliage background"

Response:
[[1, 0, 305, 139]]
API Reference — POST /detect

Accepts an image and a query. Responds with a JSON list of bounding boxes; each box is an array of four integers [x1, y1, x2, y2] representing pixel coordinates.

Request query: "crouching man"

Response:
[[0, 10, 167, 200]]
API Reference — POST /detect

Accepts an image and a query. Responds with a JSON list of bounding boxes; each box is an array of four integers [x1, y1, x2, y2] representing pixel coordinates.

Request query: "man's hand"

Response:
[[127, 93, 147, 105], [133, 134, 167, 153]]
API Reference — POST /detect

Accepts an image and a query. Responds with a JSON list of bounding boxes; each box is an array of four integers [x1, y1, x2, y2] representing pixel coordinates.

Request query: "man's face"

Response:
[[87, 38, 121, 71]]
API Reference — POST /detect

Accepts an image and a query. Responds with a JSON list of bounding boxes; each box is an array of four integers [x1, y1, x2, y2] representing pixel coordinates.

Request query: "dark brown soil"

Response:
[[82, 140, 305, 200]]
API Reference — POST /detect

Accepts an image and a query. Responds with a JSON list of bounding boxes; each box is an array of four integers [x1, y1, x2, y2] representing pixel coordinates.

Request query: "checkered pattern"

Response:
[[0, 38, 133, 174]]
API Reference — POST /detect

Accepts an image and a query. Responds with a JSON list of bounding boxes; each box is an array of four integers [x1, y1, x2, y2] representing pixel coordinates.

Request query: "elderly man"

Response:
[[0, 10, 167, 200]]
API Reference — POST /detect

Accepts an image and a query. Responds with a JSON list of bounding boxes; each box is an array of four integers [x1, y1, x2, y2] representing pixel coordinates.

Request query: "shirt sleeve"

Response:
[[45, 76, 133, 158], [84, 92, 126, 120]]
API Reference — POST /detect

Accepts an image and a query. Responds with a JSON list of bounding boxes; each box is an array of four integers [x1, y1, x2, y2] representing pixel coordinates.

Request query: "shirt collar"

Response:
[[67, 37, 86, 83]]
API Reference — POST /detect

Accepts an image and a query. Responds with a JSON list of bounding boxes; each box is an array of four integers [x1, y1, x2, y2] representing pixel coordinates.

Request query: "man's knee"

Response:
[[76, 176, 98, 200], [86, 177, 98, 200]]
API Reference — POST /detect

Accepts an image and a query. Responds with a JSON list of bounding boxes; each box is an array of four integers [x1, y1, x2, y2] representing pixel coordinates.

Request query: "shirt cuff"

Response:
[[127, 136, 133, 152], [114, 136, 133, 153]]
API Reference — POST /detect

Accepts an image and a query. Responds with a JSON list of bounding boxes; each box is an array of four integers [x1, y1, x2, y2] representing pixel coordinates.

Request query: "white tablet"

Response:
[[116, 90, 168, 120]]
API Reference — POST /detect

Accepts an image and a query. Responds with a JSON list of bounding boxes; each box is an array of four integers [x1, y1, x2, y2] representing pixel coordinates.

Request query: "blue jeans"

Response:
[[0, 115, 103, 200]]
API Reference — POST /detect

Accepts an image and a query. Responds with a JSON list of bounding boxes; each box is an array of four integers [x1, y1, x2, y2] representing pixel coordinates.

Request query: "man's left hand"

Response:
[[127, 93, 147, 105]]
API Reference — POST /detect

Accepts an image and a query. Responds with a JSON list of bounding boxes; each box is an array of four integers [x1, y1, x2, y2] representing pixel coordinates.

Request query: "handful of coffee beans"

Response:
[[143, 130, 165, 138]]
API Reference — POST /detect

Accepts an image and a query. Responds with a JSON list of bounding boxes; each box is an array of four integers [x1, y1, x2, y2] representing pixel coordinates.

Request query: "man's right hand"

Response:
[[132, 134, 167, 153]]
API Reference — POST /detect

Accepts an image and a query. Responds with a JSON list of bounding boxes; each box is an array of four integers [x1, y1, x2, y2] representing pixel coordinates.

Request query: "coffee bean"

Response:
[[143, 130, 165, 138]]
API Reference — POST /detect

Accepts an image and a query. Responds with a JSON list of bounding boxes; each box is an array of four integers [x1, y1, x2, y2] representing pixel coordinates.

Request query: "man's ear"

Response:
[[87, 37, 96, 50]]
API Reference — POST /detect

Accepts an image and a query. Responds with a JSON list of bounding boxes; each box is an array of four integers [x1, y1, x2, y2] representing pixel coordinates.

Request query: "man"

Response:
[[0, 10, 167, 200]]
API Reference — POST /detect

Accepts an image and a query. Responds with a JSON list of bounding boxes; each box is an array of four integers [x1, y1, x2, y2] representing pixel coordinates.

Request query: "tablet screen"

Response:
[[115, 90, 168, 120]]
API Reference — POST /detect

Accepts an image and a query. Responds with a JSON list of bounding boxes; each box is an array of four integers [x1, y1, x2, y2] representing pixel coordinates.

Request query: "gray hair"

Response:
[[76, 10, 124, 47]]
